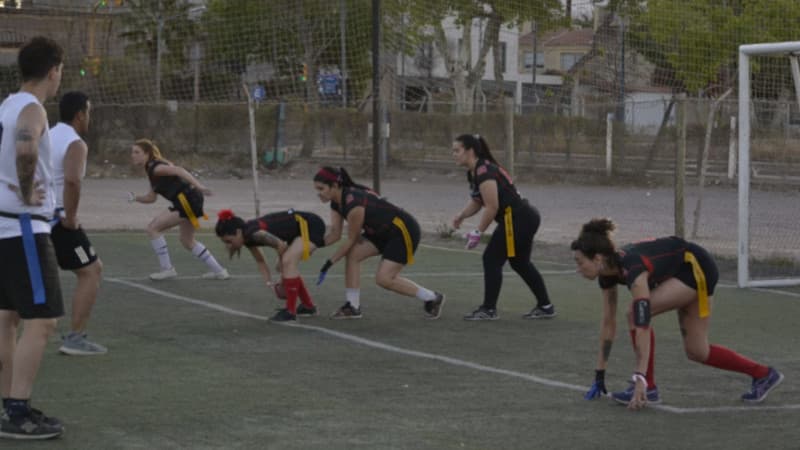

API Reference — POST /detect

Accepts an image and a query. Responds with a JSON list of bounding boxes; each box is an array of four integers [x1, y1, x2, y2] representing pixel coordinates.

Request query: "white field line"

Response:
[[106, 277, 799, 414], [109, 269, 576, 281]]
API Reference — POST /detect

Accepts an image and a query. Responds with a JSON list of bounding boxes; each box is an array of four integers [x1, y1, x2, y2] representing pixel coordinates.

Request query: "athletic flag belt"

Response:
[[294, 214, 311, 260], [504, 206, 515, 258], [177, 192, 207, 229], [392, 217, 414, 265], [684, 251, 709, 318]]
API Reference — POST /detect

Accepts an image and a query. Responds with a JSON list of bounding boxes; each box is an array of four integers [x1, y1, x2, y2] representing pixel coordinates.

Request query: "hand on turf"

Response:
[[584, 370, 607, 400], [628, 379, 648, 411], [465, 230, 481, 250], [584, 380, 607, 400]]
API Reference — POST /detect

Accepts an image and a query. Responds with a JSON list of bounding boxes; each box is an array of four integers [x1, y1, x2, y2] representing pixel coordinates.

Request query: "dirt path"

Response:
[[78, 174, 800, 262]]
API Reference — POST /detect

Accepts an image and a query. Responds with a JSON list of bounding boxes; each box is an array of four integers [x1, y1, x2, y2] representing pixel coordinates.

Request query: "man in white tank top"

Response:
[[49, 91, 106, 356], [0, 36, 65, 440]]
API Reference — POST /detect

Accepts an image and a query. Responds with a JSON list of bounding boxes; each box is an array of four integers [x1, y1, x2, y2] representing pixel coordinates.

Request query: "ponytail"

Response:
[[570, 218, 617, 260], [313, 166, 372, 191], [455, 134, 499, 166], [135, 138, 171, 165]]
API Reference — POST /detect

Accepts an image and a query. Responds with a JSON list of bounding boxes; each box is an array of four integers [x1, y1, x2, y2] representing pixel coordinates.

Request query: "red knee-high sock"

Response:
[[629, 329, 657, 389], [295, 276, 314, 307], [282, 277, 300, 314], [703, 344, 769, 379]]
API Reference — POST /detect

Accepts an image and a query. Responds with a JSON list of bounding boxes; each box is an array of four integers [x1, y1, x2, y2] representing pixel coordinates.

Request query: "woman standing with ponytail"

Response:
[[572, 218, 783, 410], [214, 208, 325, 322], [129, 139, 228, 281], [451, 134, 555, 321], [313, 166, 445, 319]]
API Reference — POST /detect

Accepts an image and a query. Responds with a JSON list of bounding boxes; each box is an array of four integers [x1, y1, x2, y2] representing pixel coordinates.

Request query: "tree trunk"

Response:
[[691, 88, 732, 238]]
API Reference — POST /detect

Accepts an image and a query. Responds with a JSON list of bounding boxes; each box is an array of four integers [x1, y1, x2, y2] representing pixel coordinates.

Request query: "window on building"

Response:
[[560, 52, 584, 71], [0, 0, 22, 9], [524, 51, 544, 70]]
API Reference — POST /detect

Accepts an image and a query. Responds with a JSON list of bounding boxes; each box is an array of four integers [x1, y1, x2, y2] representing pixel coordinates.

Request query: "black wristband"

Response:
[[595, 369, 605, 382], [320, 259, 333, 272]]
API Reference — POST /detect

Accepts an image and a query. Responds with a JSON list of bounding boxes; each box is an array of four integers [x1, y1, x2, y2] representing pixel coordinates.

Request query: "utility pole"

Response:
[[371, 0, 381, 194], [155, 0, 163, 102], [531, 21, 537, 105], [340, 0, 347, 108]]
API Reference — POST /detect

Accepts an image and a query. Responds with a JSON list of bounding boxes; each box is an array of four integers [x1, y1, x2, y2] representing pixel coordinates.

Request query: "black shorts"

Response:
[[363, 215, 421, 265], [302, 213, 326, 248], [0, 234, 64, 319], [675, 243, 719, 296], [169, 189, 204, 219], [50, 222, 99, 270]]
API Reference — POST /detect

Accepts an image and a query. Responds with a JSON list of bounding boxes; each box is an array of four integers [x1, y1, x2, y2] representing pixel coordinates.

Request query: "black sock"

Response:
[[5, 398, 30, 418]]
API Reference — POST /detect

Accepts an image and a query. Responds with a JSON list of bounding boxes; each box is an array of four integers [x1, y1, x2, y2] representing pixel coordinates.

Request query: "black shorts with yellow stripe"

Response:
[[674, 242, 719, 296], [362, 215, 420, 265], [168, 188, 204, 219]]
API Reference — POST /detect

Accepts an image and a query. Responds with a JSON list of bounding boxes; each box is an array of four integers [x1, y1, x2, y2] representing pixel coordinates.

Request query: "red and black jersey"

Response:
[[330, 187, 413, 238], [146, 159, 191, 201], [242, 210, 324, 248], [467, 158, 523, 221], [598, 236, 693, 290]]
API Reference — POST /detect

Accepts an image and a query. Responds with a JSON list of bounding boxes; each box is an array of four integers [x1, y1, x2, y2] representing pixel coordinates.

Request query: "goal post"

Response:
[[737, 41, 800, 288]]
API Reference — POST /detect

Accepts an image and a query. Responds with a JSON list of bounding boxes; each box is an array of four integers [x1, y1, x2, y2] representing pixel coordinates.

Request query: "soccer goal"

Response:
[[737, 41, 800, 288]]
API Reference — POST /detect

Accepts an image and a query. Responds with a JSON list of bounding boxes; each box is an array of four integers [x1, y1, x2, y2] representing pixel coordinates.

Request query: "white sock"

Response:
[[191, 243, 224, 273], [150, 236, 172, 270], [346, 288, 360, 309], [416, 287, 437, 301]]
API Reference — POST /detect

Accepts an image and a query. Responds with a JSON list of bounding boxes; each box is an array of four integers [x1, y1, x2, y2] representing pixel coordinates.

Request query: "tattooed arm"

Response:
[[248, 230, 288, 255], [596, 286, 618, 371], [15, 103, 47, 206]]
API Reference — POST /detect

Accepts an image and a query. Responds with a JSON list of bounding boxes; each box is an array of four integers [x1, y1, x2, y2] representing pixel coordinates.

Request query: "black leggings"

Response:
[[482, 203, 551, 310]]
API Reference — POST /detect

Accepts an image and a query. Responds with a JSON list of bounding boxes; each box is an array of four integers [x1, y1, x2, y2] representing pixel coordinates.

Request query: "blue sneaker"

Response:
[[611, 382, 662, 405], [742, 367, 784, 403]]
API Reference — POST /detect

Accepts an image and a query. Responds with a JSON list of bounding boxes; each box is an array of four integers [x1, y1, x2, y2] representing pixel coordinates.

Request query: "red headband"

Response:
[[315, 168, 339, 183]]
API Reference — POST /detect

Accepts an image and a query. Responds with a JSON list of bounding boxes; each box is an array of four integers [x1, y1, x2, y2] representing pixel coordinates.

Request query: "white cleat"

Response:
[[149, 267, 178, 280], [202, 269, 230, 280]]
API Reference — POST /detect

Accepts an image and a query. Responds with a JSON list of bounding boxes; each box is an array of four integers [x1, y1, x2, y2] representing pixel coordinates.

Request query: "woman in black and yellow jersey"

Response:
[[129, 139, 228, 281], [313, 166, 444, 320], [573, 218, 783, 410], [451, 134, 555, 321], [215, 208, 325, 322]]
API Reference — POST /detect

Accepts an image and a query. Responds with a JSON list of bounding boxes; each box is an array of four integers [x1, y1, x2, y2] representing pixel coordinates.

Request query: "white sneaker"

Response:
[[149, 267, 178, 280], [202, 269, 230, 280]]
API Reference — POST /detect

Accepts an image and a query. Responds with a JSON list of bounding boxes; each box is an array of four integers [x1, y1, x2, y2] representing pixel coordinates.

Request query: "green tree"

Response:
[[632, 0, 800, 95], [392, 0, 562, 114], [118, 0, 200, 100]]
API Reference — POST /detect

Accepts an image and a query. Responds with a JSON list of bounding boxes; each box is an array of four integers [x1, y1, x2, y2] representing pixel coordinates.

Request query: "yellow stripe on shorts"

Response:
[[177, 192, 200, 229], [392, 217, 414, 265], [294, 214, 311, 261], [504, 206, 515, 258], [684, 251, 709, 318]]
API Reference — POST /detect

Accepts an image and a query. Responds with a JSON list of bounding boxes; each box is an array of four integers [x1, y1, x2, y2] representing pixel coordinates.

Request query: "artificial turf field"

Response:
[[30, 232, 800, 449]]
